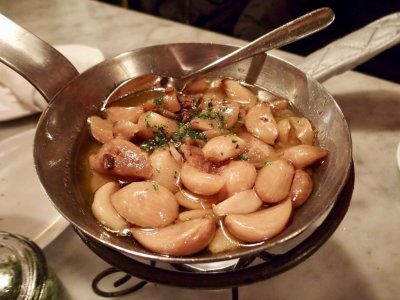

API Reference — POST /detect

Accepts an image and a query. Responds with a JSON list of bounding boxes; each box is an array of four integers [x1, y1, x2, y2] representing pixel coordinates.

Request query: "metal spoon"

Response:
[[163, 7, 334, 91]]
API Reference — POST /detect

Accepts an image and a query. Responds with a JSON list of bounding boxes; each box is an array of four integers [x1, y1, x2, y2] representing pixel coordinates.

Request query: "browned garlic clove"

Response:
[[89, 139, 152, 179], [289, 169, 313, 208]]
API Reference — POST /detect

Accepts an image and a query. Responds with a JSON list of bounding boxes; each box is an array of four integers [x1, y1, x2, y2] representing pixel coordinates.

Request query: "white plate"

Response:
[[0, 129, 69, 248], [0, 85, 36, 121]]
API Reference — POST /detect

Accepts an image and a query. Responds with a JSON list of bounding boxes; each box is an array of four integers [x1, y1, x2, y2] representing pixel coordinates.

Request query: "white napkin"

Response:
[[0, 44, 104, 112]]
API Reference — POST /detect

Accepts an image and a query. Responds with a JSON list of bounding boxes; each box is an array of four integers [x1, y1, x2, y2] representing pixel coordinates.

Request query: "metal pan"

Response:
[[0, 12, 399, 264]]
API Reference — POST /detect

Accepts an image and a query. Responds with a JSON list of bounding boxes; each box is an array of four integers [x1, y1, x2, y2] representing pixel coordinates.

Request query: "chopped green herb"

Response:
[[140, 127, 169, 152], [239, 153, 249, 161], [216, 112, 224, 129], [172, 123, 205, 143], [220, 152, 224, 156], [235, 144, 240, 149], [144, 113, 152, 128], [153, 97, 165, 106], [231, 139, 237, 143], [152, 183, 159, 191]]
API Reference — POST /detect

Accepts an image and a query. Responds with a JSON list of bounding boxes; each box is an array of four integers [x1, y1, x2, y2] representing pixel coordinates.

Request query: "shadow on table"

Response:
[[239, 237, 378, 300], [332, 90, 400, 131]]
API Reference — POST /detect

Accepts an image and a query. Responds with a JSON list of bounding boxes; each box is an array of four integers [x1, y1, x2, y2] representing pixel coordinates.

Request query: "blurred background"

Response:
[[98, 0, 400, 83]]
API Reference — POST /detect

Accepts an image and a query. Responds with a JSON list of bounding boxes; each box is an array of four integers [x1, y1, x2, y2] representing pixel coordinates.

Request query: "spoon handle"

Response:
[[180, 7, 335, 83]]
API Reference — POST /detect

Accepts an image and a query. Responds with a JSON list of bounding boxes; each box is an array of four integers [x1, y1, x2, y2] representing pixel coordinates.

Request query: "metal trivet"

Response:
[[77, 164, 354, 299]]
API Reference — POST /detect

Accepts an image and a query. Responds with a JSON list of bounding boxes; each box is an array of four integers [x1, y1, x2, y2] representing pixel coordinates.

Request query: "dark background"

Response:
[[100, 0, 400, 83]]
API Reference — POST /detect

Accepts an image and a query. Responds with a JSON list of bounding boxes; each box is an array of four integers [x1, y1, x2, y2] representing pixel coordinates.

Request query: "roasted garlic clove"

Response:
[[91, 182, 129, 232], [162, 86, 181, 113], [112, 120, 139, 140], [213, 189, 263, 217], [111, 181, 179, 228], [277, 118, 291, 146], [190, 117, 220, 131], [218, 160, 257, 200], [131, 217, 216, 256], [180, 163, 225, 196], [175, 189, 220, 210], [105, 106, 144, 123], [289, 169, 313, 208], [255, 159, 294, 203], [237, 132, 275, 168], [225, 198, 292, 243], [221, 102, 240, 129], [89, 139, 153, 180], [202, 134, 246, 162], [288, 117, 314, 145], [280, 144, 328, 169], [208, 227, 239, 254], [88, 116, 113, 144], [223, 79, 258, 109], [150, 148, 181, 193], [245, 104, 278, 145], [137, 111, 179, 139]]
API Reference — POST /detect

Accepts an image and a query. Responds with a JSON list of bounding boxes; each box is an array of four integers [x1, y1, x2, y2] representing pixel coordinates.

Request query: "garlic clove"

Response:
[[225, 198, 292, 243], [131, 217, 216, 256]]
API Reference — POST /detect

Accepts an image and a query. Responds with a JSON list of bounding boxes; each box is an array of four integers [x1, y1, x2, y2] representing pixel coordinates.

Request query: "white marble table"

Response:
[[0, 1, 399, 299]]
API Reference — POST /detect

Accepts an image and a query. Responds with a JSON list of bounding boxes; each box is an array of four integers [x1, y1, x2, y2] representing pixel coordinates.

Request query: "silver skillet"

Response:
[[0, 11, 399, 264]]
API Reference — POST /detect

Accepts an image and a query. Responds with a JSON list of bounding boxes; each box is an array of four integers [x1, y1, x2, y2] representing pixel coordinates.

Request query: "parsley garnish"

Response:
[[239, 153, 249, 161], [140, 126, 169, 152], [153, 97, 164, 106], [172, 122, 205, 143]]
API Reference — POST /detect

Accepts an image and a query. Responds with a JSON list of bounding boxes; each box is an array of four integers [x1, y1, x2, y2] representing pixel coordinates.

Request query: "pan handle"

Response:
[[0, 14, 79, 103], [299, 12, 400, 82]]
